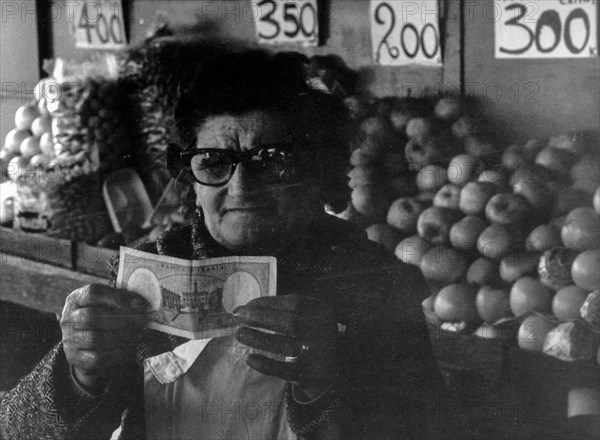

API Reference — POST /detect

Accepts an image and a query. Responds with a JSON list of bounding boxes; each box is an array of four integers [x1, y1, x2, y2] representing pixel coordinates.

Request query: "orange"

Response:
[[517, 314, 555, 352], [561, 207, 600, 251], [552, 285, 589, 321], [510, 276, 554, 317], [434, 284, 478, 322], [571, 249, 600, 292]]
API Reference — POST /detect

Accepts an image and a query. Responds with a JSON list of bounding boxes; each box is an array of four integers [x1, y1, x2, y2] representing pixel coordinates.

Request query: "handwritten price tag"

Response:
[[252, 0, 319, 46], [495, 0, 598, 59], [370, 0, 442, 66], [71, 0, 127, 50]]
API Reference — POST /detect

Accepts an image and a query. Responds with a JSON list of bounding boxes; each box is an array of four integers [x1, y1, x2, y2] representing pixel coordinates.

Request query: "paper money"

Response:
[[116, 247, 277, 339]]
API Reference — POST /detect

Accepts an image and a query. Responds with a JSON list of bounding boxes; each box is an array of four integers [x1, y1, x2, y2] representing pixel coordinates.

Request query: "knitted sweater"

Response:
[[0, 215, 448, 440]]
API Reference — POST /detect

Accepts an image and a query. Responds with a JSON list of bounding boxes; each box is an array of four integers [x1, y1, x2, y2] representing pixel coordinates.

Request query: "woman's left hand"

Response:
[[234, 295, 340, 401]]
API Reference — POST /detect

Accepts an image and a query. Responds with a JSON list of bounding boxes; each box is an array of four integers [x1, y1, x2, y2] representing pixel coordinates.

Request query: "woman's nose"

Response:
[[227, 162, 260, 196]]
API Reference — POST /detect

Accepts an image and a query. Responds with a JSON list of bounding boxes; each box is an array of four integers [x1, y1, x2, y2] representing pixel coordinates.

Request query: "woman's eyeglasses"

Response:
[[180, 143, 300, 187]]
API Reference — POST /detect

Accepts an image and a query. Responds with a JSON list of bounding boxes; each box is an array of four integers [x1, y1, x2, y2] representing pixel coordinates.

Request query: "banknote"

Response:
[[116, 247, 277, 339]]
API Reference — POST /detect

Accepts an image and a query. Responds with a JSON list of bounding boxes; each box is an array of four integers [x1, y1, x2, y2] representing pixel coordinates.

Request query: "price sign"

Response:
[[71, 0, 127, 50], [495, 0, 598, 59], [370, 0, 442, 66], [252, 0, 319, 46]]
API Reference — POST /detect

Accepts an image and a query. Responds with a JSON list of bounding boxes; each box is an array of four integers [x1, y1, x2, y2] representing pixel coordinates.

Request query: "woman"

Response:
[[0, 47, 448, 440]]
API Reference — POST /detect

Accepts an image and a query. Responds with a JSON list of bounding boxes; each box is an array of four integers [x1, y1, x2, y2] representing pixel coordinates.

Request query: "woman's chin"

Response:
[[219, 216, 280, 253]]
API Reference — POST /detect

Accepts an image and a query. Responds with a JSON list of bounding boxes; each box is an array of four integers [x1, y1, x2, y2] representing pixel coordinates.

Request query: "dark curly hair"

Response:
[[170, 47, 352, 212]]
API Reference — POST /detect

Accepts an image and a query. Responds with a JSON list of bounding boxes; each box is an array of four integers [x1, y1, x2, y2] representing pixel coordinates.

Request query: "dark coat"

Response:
[[0, 215, 451, 439]]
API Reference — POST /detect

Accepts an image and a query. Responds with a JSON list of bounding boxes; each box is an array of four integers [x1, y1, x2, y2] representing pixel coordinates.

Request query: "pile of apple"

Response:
[[347, 95, 600, 363]]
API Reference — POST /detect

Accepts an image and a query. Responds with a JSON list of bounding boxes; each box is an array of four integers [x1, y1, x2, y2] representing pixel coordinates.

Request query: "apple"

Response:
[[447, 154, 485, 187], [434, 284, 478, 322], [571, 157, 600, 194], [19, 137, 41, 160], [476, 285, 511, 323], [417, 207, 463, 245], [395, 235, 432, 266], [351, 185, 391, 221], [485, 193, 530, 225], [387, 197, 425, 234], [416, 164, 447, 193], [526, 224, 563, 252], [433, 184, 461, 209], [450, 215, 488, 251], [405, 138, 446, 171], [594, 187, 600, 214], [434, 96, 463, 121], [406, 117, 434, 143], [347, 167, 383, 188], [7, 156, 28, 181], [451, 116, 478, 139], [522, 139, 545, 161], [500, 251, 540, 283], [571, 249, 600, 291], [477, 224, 517, 260], [361, 116, 394, 140], [30, 115, 52, 137], [548, 132, 587, 157], [509, 164, 556, 188], [350, 148, 375, 168], [518, 314, 555, 352], [561, 207, 600, 251], [29, 154, 51, 168], [501, 145, 528, 171], [4, 128, 31, 155], [478, 168, 509, 191], [512, 173, 554, 214], [359, 136, 392, 159], [39, 132, 55, 157], [510, 276, 554, 316], [535, 147, 576, 177], [552, 285, 589, 321], [459, 181, 497, 215], [366, 223, 403, 253], [467, 258, 501, 286], [420, 245, 469, 284], [422, 294, 436, 311], [14, 104, 39, 130], [464, 137, 497, 163]]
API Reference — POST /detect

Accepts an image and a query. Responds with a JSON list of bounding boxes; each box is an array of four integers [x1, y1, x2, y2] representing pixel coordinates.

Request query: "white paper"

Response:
[[495, 0, 598, 59], [370, 0, 442, 66], [252, 0, 319, 47], [70, 0, 128, 50]]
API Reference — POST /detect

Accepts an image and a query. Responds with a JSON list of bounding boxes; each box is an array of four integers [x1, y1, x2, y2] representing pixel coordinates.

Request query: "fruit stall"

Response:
[[1, 1, 599, 438]]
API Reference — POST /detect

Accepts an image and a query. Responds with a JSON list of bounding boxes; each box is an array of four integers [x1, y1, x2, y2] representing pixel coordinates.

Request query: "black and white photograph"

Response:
[[0, 1, 599, 439]]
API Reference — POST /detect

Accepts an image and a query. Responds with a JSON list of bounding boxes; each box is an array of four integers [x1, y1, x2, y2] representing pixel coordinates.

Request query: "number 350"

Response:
[[258, 0, 317, 40]]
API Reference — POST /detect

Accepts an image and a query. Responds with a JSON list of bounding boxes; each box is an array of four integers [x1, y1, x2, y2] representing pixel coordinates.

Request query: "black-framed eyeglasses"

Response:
[[180, 143, 301, 187]]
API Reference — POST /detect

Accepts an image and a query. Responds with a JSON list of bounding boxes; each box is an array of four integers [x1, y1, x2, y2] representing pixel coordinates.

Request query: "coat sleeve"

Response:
[[0, 342, 143, 440], [284, 259, 458, 440]]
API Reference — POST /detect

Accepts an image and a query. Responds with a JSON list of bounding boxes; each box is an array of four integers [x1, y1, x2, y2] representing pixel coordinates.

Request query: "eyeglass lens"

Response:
[[189, 148, 296, 185]]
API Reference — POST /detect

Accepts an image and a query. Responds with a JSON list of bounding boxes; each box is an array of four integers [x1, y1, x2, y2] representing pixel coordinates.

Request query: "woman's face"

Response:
[[193, 111, 319, 254]]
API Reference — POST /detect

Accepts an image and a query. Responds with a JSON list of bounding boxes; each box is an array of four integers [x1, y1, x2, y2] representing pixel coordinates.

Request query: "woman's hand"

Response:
[[60, 284, 148, 392], [234, 295, 341, 401]]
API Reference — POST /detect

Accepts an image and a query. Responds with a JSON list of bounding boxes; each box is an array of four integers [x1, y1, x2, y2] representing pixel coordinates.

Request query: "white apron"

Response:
[[144, 336, 296, 440]]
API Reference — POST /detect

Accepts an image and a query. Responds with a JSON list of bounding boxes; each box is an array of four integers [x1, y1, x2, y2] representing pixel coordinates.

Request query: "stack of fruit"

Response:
[[0, 58, 133, 242], [351, 95, 600, 363], [344, 94, 493, 250]]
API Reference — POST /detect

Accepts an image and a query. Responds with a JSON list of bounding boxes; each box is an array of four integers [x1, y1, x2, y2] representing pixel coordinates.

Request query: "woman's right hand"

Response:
[[60, 284, 148, 392]]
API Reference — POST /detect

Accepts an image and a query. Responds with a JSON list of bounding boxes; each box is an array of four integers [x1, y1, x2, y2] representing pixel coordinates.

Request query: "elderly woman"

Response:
[[0, 48, 448, 440]]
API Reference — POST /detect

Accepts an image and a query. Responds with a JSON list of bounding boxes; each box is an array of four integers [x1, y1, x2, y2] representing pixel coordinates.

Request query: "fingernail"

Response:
[[232, 306, 243, 316]]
